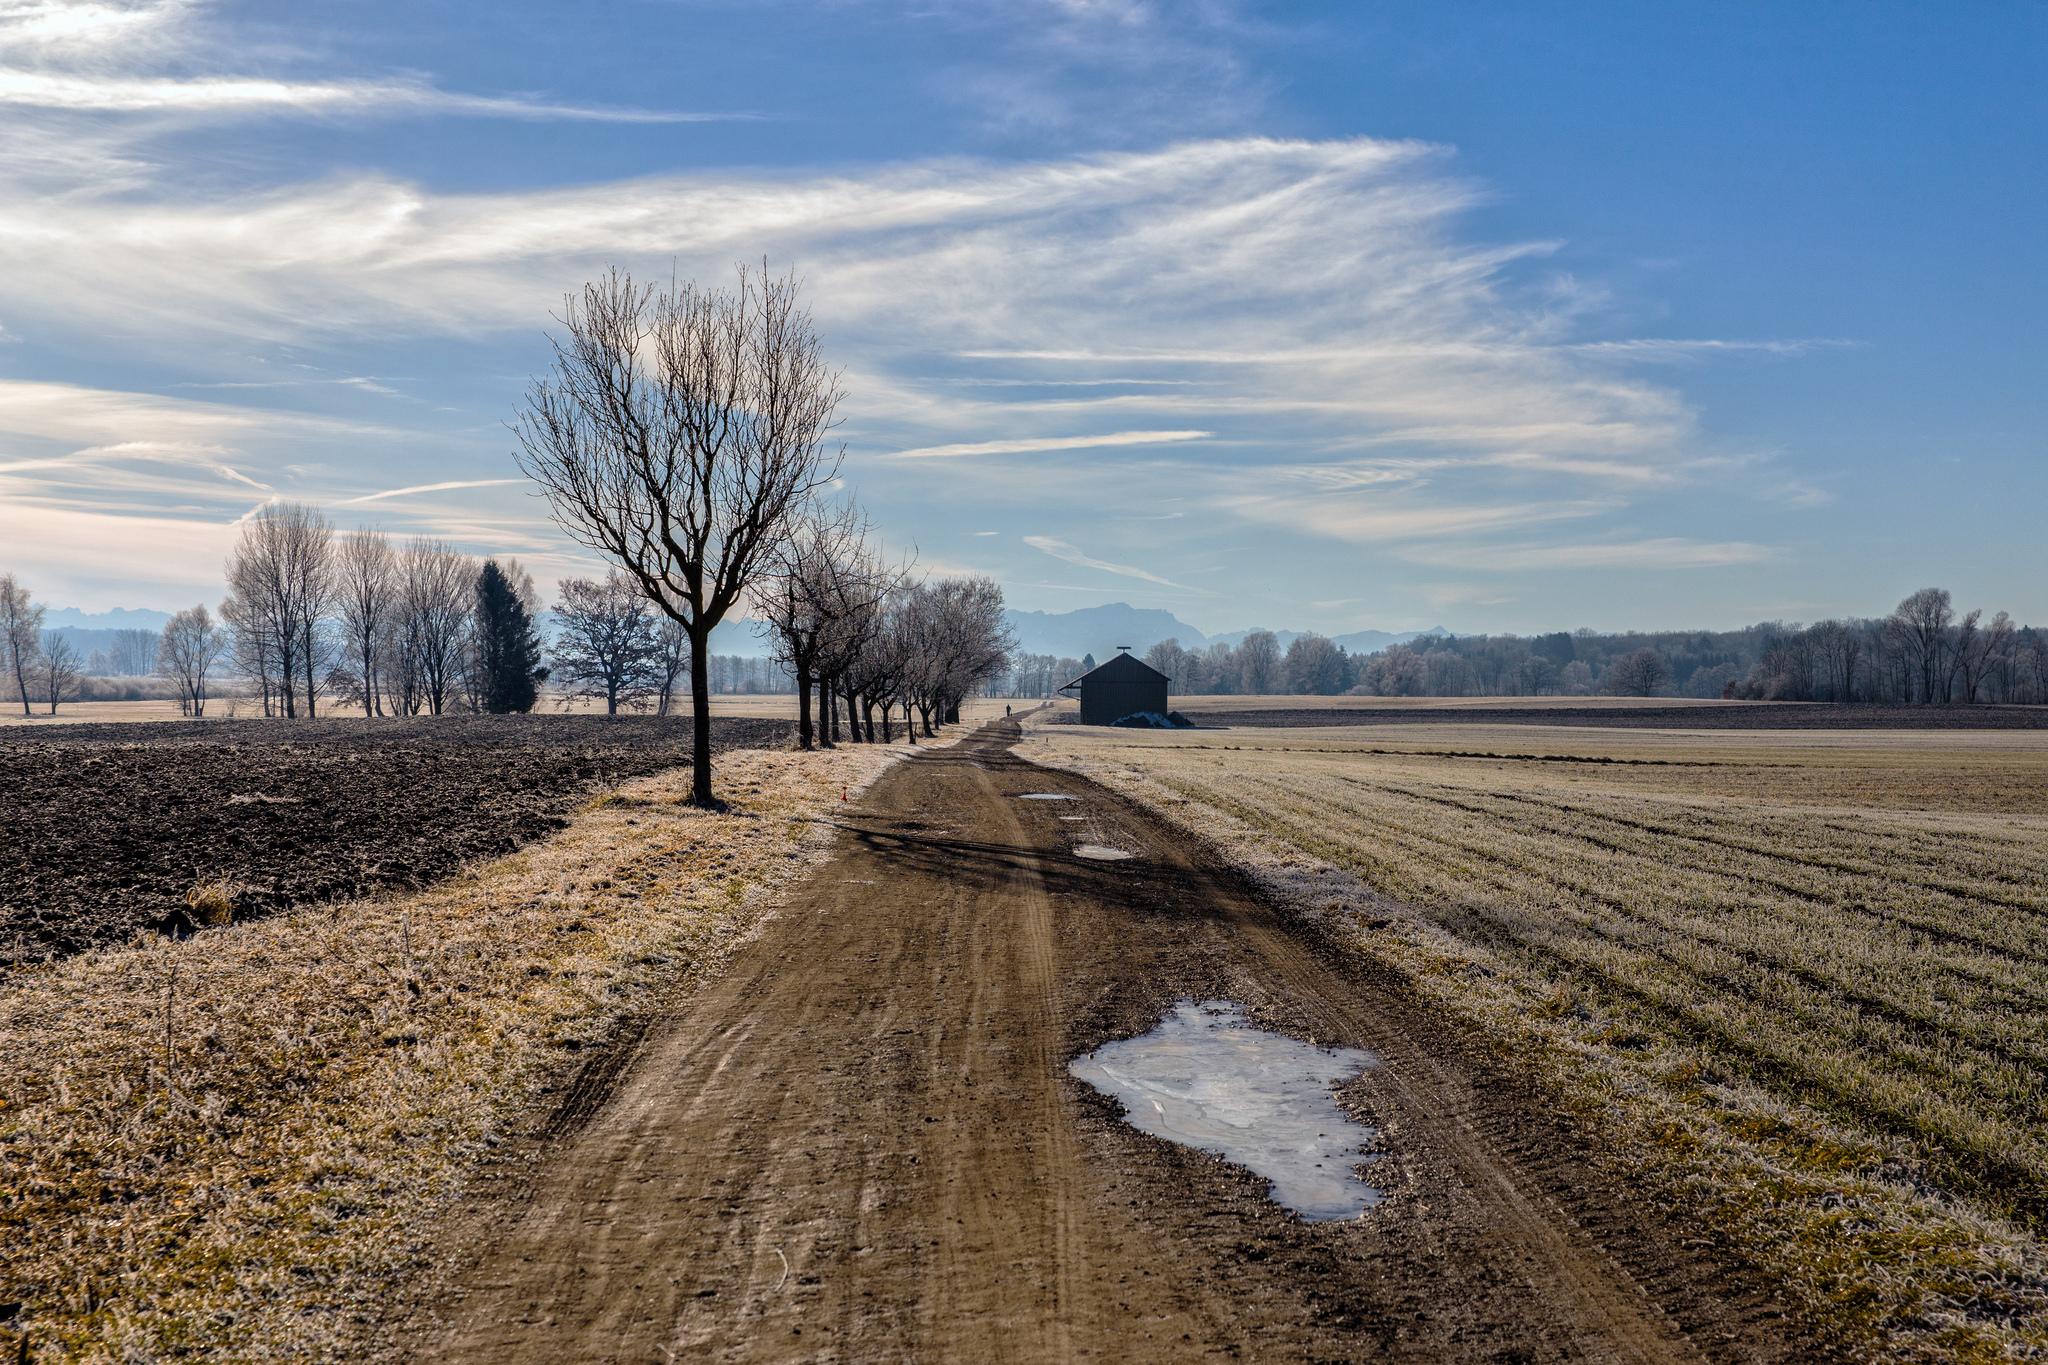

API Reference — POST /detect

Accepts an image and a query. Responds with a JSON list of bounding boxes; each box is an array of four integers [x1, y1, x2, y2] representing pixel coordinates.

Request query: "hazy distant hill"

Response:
[[38, 608, 175, 673], [1004, 602, 1446, 661], [1002, 603, 1214, 660], [42, 607, 174, 633]]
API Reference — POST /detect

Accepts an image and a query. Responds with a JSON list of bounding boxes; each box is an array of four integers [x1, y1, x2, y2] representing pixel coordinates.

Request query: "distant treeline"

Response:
[[1004, 587, 2046, 703]]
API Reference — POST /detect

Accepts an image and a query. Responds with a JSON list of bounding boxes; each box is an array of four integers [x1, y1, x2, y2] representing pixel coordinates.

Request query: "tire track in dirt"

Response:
[[409, 719, 1825, 1363]]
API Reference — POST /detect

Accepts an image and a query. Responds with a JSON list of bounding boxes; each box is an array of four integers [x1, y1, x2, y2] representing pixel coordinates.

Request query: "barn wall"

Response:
[[1079, 677, 1168, 724]]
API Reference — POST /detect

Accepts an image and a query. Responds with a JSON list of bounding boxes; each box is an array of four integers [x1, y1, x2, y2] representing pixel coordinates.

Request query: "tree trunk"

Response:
[[878, 702, 892, 743], [688, 629, 715, 807], [794, 665, 814, 750], [303, 624, 317, 718], [904, 700, 916, 745]]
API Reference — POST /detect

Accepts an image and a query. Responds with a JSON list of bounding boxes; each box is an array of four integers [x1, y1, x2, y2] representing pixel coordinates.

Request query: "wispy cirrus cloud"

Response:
[[0, 0, 743, 133], [1023, 534, 1190, 590], [0, 0, 1827, 618], [892, 429, 1208, 459], [1219, 491, 1616, 545], [339, 478, 526, 505], [0, 69, 747, 121], [1398, 538, 1778, 571]]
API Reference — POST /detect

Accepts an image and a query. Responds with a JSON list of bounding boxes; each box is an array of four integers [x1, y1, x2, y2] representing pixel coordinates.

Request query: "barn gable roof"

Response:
[[1057, 651, 1170, 691]]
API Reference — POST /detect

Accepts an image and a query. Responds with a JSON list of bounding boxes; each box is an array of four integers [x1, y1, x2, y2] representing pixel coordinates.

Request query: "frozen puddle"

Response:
[[1074, 844, 1134, 861], [1018, 792, 1076, 801], [1069, 1000, 1382, 1221]]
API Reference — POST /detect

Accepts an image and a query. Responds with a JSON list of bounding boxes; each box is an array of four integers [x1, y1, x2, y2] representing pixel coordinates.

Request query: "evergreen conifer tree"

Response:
[[476, 560, 545, 713]]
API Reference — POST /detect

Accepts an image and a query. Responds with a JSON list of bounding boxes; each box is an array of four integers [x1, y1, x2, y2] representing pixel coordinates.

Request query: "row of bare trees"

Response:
[[1868, 588, 2035, 705], [1315, 588, 2047, 702], [214, 504, 543, 719], [546, 508, 1015, 749]]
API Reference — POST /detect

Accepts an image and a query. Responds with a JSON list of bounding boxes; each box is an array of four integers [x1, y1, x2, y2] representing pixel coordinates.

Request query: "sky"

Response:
[[0, 0, 2041, 637]]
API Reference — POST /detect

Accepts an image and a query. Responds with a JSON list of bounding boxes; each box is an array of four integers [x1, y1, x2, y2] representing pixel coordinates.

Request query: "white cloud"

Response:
[[892, 429, 1209, 459], [1023, 534, 1189, 590], [0, 89, 1822, 608], [339, 478, 528, 505], [0, 378, 386, 447], [0, 0, 743, 146], [1399, 538, 1777, 571], [1218, 492, 1614, 545], [0, 69, 741, 122]]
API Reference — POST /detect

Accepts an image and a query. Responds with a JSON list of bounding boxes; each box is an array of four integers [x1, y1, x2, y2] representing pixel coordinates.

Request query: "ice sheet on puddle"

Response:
[[1069, 999, 1381, 1221]]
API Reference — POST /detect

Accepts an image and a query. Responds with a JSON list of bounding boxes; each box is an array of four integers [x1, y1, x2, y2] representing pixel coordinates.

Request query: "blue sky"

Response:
[[1, 0, 2041, 636]]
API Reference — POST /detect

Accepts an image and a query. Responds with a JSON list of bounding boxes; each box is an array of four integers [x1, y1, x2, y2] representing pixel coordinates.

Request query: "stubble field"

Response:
[[1027, 701, 2048, 1361]]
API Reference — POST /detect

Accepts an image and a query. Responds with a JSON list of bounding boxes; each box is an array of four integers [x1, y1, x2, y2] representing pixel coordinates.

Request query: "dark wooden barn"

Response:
[[1059, 650, 1170, 725]]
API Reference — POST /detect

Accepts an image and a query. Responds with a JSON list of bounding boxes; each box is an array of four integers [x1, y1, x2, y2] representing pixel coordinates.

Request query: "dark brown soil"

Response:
[[0, 715, 789, 966], [407, 719, 1830, 1363], [1175, 702, 2048, 730]]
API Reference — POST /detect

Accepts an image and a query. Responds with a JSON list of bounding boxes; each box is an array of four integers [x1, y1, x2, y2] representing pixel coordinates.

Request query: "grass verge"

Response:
[[0, 741, 908, 1360]]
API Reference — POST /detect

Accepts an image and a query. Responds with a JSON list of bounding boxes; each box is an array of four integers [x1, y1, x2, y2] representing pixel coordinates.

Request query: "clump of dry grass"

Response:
[[0, 741, 908, 1361], [1031, 717, 2048, 1361], [183, 876, 238, 927]]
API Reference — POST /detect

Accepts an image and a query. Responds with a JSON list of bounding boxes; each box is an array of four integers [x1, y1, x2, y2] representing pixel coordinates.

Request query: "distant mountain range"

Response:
[[42, 606, 174, 633], [1002, 602, 1445, 662], [39, 608, 176, 670]]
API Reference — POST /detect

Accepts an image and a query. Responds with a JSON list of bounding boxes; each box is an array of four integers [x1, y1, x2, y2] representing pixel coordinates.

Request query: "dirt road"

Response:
[[415, 719, 1819, 1362]]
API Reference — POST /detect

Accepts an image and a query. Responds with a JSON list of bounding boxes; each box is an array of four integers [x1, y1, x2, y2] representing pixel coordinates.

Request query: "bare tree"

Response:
[[757, 505, 841, 749], [1982, 611, 2020, 701], [908, 576, 1012, 732], [220, 590, 280, 716], [844, 590, 916, 743], [1237, 628, 1281, 694], [389, 537, 475, 716], [651, 616, 690, 717], [1605, 647, 1669, 697], [39, 631, 80, 714], [1283, 634, 1348, 694], [1808, 619, 1863, 702], [552, 572, 663, 714], [224, 503, 335, 718], [0, 574, 42, 717], [156, 605, 228, 717], [86, 629, 158, 677], [334, 529, 397, 716], [514, 265, 845, 805], [1955, 609, 2013, 703], [816, 539, 906, 745], [1890, 587, 1953, 703], [756, 501, 900, 750]]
